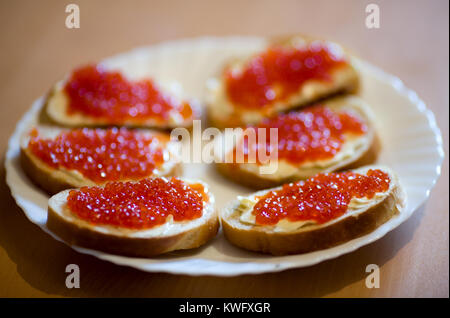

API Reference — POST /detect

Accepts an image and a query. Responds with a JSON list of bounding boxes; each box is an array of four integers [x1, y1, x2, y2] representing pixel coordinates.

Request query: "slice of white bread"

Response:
[[220, 166, 406, 255], [216, 95, 378, 189], [20, 126, 182, 194], [45, 77, 201, 129], [47, 179, 219, 257], [207, 35, 359, 129]]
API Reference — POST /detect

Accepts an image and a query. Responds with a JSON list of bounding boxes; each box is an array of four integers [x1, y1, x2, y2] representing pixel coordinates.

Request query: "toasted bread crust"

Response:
[[220, 169, 405, 255], [20, 147, 80, 195], [47, 202, 219, 257], [20, 135, 183, 195]]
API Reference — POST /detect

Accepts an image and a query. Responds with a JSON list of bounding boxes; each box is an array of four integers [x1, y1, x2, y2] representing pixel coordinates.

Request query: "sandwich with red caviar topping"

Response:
[[45, 64, 201, 129], [216, 95, 378, 189], [207, 35, 359, 129], [20, 126, 181, 194], [220, 166, 405, 255], [47, 177, 218, 257]]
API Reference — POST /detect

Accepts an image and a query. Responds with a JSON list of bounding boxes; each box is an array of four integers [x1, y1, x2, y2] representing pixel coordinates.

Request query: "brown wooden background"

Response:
[[0, 0, 448, 297]]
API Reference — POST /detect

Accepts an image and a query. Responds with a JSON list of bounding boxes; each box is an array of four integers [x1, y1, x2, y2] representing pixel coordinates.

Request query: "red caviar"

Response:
[[225, 43, 348, 109], [28, 127, 165, 182], [67, 178, 206, 229], [64, 64, 193, 123], [252, 169, 390, 225], [235, 106, 367, 164]]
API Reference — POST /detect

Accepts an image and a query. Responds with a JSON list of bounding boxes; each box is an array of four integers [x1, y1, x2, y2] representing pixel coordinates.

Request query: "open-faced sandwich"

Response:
[[207, 35, 359, 129], [220, 166, 405, 255], [45, 64, 201, 129], [20, 126, 181, 194], [47, 177, 218, 257], [216, 95, 378, 189]]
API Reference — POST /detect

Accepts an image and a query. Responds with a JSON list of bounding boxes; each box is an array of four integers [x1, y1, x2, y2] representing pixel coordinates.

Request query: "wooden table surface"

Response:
[[0, 0, 448, 297]]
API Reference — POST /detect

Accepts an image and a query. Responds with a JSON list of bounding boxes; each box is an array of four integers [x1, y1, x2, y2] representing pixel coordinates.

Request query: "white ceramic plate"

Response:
[[5, 37, 444, 276]]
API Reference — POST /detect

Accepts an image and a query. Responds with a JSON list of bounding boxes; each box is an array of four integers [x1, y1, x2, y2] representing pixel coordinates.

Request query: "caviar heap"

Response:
[[64, 64, 193, 123], [252, 169, 390, 225], [235, 106, 367, 164], [67, 178, 206, 229], [225, 43, 348, 109], [28, 127, 165, 182]]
